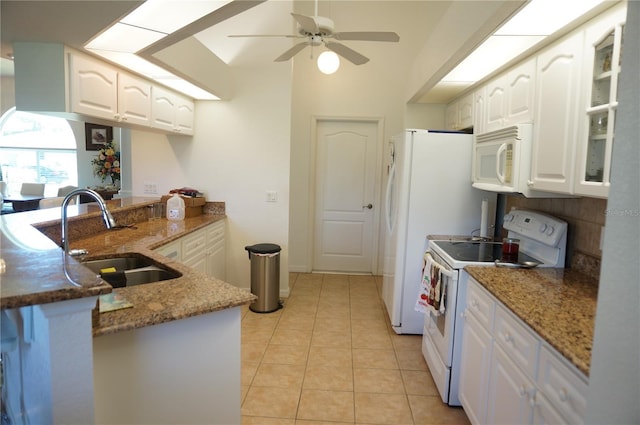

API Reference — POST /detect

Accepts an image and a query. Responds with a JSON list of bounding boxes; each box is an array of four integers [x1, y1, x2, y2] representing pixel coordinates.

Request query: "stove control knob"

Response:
[[540, 224, 555, 236]]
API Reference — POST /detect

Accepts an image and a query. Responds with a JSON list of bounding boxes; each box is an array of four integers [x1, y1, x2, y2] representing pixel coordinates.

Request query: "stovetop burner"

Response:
[[432, 241, 539, 264]]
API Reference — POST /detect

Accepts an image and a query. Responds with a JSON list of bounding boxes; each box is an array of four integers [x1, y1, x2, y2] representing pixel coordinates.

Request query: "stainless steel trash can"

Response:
[[245, 243, 282, 313]]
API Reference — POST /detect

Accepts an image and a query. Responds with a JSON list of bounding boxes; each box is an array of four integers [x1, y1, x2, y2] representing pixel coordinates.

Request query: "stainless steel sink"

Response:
[[100, 266, 182, 287], [81, 254, 182, 288], [81, 255, 156, 274]]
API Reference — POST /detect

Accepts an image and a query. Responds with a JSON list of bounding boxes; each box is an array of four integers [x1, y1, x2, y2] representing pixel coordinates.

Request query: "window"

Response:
[[0, 108, 77, 197]]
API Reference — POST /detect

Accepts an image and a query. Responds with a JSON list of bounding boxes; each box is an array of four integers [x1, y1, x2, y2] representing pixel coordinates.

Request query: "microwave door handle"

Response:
[[496, 143, 507, 184]]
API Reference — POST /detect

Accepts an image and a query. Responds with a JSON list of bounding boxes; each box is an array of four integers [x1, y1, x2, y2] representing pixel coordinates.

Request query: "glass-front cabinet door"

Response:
[[576, 4, 626, 198]]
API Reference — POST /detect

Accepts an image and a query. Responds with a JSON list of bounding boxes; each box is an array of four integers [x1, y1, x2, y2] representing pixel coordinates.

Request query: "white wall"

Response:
[[131, 65, 292, 294], [287, 1, 438, 273]]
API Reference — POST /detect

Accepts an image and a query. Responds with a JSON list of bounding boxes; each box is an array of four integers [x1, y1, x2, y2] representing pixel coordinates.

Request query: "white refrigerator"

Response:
[[382, 129, 496, 334]]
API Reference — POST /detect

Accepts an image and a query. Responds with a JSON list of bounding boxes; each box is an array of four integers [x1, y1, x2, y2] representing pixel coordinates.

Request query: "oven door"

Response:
[[422, 251, 458, 368]]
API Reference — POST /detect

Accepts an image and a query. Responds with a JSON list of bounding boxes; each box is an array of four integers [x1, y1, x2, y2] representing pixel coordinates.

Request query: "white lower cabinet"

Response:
[[486, 343, 535, 425], [459, 277, 588, 425], [206, 220, 226, 279], [155, 221, 225, 279], [459, 311, 493, 425]]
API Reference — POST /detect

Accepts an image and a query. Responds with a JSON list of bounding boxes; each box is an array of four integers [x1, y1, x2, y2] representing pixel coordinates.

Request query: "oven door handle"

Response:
[[425, 252, 453, 315], [426, 252, 454, 279]]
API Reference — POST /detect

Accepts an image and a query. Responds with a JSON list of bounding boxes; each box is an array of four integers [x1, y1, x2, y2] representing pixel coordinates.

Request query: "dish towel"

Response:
[[415, 252, 446, 316]]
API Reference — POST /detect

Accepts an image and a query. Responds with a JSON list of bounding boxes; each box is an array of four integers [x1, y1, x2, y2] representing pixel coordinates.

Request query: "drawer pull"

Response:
[[470, 299, 479, 309]]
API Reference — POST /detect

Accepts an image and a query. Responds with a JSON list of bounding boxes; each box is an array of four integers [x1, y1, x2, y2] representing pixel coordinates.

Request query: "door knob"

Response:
[[362, 203, 373, 209]]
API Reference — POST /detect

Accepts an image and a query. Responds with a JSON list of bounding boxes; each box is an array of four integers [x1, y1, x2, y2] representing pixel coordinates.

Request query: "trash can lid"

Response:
[[245, 243, 281, 254]]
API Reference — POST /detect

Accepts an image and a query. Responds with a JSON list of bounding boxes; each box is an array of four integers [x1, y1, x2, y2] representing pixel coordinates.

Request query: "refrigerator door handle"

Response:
[[385, 161, 396, 234]]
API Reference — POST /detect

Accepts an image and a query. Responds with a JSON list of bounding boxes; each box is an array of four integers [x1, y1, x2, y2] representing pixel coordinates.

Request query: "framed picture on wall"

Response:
[[85, 123, 113, 151]]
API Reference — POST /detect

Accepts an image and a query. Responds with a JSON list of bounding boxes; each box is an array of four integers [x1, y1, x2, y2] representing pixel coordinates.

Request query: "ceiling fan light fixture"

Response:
[[318, 50, 340, 74]]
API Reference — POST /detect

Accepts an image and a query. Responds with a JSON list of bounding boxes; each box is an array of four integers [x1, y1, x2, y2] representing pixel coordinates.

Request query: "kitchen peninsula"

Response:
[[0, 198, 254, 424]]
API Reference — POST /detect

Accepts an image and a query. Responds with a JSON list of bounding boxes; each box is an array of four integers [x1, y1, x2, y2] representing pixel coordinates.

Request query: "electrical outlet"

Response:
[[266, 191, 278, 202], [143, 181, 158, 195]]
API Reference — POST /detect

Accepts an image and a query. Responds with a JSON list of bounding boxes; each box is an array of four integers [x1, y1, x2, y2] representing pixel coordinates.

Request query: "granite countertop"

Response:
[[0, 197, 255, 337], [464, 266, 598, 376]]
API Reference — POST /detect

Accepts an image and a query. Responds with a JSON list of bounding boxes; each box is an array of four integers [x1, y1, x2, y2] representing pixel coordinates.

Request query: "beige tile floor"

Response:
[[240, 272, 471, 425]]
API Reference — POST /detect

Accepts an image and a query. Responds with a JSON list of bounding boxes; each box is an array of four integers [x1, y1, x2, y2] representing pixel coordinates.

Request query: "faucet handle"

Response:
[[68, 248, 89, 257]]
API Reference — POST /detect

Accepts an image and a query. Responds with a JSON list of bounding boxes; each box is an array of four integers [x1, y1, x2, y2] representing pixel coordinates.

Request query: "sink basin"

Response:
[[81, 254, 182, 288], [81, 254, 155, 274], [100, 266, 182, 288]]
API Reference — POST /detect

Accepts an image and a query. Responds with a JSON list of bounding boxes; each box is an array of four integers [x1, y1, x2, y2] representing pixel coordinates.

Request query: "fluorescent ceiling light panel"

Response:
[[440, 0, 607, 85], [443, 35, 544, 82], [155, 77, 219, 100], [84, 0, 234, 100], [121, 0, 233, 33], [496, 0, 606, 36], [86, 23, 166, 53], [88, 49, 219, 100]]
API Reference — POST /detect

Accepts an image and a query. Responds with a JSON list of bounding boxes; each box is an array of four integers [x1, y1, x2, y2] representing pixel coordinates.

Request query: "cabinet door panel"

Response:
[[118, 73, 152, 126], [507, 58, 536, 125], [531, 32, 583, 193], [69, 54, 118, 120], [486, 76, 507, 132], [459, 313, 492, 425], [486, 344, 535, 425]]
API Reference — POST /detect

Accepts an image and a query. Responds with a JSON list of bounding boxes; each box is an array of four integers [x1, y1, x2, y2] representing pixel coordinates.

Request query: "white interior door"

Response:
[[313, 120, 379, 273]]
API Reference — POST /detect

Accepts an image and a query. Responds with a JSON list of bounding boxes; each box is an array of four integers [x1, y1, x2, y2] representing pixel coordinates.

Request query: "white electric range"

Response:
[[421, 209, 568, 406]]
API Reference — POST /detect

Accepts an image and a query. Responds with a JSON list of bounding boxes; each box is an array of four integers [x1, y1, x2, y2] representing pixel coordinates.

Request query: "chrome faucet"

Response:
[[61, 188, 116, 256]]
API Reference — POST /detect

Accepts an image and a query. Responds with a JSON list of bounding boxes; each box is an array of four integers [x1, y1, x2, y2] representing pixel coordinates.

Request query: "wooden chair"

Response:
[[20, 182, 45, 196]]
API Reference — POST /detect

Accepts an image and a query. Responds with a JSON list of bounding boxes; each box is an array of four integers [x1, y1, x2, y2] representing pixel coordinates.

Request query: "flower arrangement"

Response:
[[91, 141, 120, 185]]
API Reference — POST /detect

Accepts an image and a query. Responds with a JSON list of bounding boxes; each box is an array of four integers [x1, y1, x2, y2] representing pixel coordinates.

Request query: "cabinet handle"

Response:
[[502, 332, 514, 344], [519, 385, 527, 397], [558, 387, 569, 402], [470, 299, 479, 309]]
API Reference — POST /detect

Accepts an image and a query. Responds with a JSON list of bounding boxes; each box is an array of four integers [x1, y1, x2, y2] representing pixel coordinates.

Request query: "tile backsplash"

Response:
[[505, 195, 606, 275]]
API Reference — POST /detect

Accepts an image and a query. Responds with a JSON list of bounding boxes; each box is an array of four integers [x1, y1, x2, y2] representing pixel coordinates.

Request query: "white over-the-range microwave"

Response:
[[472, 123, 558, 198]]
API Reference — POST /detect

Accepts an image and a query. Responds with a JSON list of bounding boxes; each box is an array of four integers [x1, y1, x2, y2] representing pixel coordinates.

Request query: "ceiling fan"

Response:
[[228, 10, 399, 65]]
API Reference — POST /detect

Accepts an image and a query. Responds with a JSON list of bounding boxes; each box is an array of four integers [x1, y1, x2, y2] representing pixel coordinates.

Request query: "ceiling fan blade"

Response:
[[325, 41, 369, 65], [291, 13, 319, 34], [228, 34, 301, 38], [274, 41, 310, 62], [332, 31, 400, 42]]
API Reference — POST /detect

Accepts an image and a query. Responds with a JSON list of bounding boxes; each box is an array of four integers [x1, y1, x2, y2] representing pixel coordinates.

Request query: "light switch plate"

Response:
[[266, 191, 278, 202]]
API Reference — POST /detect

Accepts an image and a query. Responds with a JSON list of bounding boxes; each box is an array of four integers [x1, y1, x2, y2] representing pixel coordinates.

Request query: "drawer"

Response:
[[154, 240, 181, 260], [181, 230, 207, 260], [466, 278, 495, 332], [494, 305, 540, 380], [207, 221, 225, 244], [537, 345, 588, 424]]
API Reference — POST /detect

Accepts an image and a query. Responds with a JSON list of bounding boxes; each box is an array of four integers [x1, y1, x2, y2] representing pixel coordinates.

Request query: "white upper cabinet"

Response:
[[530, 31, 584, 194], [574, 4, 626, 198], [14, 43, 193, 136], [473, 86, 486, 134], [506, 58, 536, 126], [117, 73, 152, 127], [485, 57, 536, 133], [69, 53, 119, 121], [152, 86, 195, 136], [70, 54, 152, 127], [445, 92, 473, 131]]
